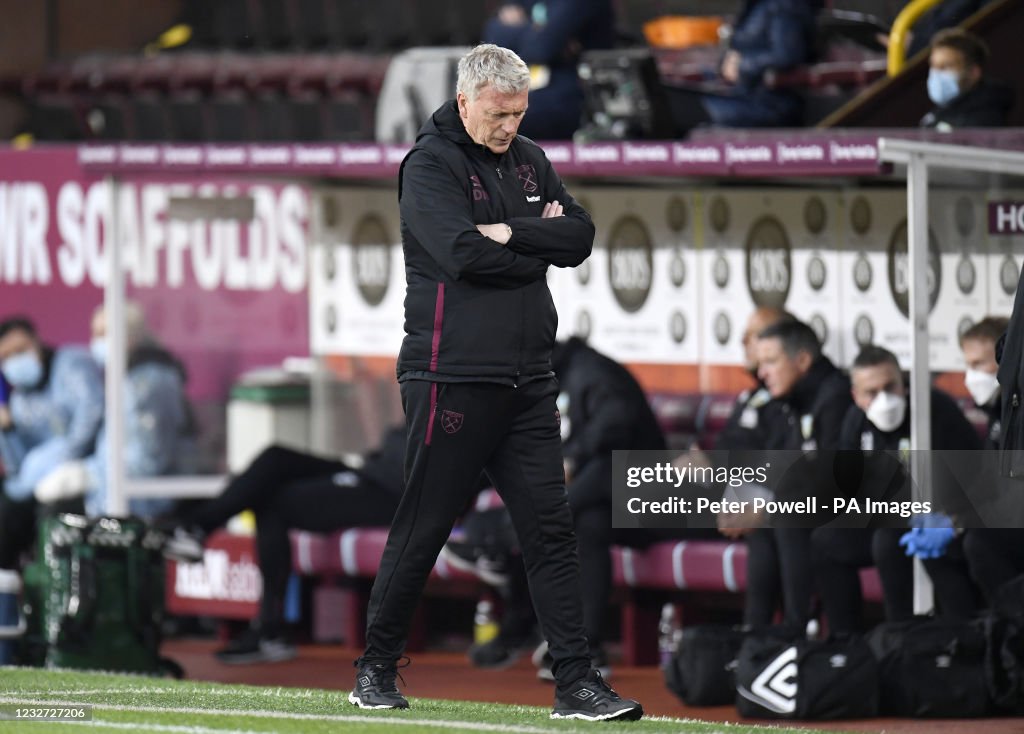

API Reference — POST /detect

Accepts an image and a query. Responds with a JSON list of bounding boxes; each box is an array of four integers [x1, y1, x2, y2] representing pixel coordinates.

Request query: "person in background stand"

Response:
[[921, 27, 1013, 130], [33, 302, 197, 519], [482, 0, 615, 140], [0, 316, 103, 572], [701, 0, 817, 128]]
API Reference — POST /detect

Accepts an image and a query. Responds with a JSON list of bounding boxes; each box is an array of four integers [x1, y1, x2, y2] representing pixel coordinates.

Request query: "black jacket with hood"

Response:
[[551, 337, 665, 471], [921, 78, 1014, 129], [396, 100, 594, 384]]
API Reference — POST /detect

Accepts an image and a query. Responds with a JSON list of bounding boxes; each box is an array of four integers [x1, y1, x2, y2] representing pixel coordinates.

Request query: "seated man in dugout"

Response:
[[164, 426, 406, 664], [811, 344, 983, 634], [0, 315, 104, 574], [740, 319, 851, 631], [33, 302, 197, 519]]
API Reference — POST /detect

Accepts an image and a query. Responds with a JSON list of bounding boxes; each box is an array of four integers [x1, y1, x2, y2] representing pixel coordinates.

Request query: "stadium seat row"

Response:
[[181, 0, 498, 51]]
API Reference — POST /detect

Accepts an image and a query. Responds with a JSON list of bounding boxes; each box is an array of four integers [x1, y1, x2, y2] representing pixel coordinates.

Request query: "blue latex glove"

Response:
[[899, 526, 955, 559]]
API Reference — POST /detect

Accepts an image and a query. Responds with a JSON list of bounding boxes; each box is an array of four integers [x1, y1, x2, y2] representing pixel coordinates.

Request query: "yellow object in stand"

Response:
[[887, 0, 943, 76]]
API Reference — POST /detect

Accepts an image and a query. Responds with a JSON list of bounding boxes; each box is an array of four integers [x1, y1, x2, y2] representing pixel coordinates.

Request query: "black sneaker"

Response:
[[551, 670, 643, 722], [349, 659, 410, 710], [214, 629, 296, 665], [163, 526, 206, 563]]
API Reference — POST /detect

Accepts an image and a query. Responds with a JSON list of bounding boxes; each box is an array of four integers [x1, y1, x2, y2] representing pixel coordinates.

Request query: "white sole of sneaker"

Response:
[[550, 706, 643, 721], [348, 692, 408, 710], [438, 545, 509, 587]]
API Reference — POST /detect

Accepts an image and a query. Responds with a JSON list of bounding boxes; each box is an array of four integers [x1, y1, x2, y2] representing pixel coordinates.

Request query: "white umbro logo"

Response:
[[526, 195, 541, 202], [572, 689, 595, 700], [359, 676, 371, 687]]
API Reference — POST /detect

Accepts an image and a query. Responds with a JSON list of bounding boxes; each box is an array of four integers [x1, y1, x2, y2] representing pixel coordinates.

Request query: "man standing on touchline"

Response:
[[349, 44, 643, 722]]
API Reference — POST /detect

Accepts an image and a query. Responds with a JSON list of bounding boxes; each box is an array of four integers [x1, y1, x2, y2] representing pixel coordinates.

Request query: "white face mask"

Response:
[[866, 391, 907, 433], [90, 337, 107, 367], [965, 368, 999, 407]]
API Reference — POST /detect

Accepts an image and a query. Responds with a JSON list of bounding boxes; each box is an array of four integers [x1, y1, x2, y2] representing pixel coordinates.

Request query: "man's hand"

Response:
[[476, 202, 562, 244], [476, 223, 513, 245], [35, 461, 90, 504], [721, 50, 741, 84], [541, 200, 563, 218], [718, 507, 764, 539], [0, 405, 11, 431]]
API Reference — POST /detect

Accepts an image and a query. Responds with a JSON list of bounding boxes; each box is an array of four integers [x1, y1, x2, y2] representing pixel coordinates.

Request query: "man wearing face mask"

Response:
[[0, 316, 104, 572], [961, 317, 1007, 449], [810, 345, 982, 633], [33, 302, 196, 519], [957, 317, 1024, 605], [921, 28, 1013, 131]]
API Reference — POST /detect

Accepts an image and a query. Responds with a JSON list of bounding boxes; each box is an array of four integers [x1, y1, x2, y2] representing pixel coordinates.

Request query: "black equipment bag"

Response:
[[984, 574, 1024, 713], [867, 617, 989, 717], [736, 630, 878, 719], [664, 624, 744, 706]]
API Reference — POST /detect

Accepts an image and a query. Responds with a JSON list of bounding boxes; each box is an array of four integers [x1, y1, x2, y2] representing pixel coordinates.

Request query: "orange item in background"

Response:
[[643, 16, 723, 49]]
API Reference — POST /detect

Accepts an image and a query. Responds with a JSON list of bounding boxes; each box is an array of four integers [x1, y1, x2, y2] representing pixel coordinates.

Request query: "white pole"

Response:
[[906, 152, 934, 614], [104, 175, 127, 517]]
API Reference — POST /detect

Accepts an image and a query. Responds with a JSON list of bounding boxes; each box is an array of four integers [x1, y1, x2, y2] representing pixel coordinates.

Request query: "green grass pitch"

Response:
[[0, 666, 844, 733]]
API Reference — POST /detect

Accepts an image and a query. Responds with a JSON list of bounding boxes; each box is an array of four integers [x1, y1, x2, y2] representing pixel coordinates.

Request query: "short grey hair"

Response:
[[457, 44, 530, 101]]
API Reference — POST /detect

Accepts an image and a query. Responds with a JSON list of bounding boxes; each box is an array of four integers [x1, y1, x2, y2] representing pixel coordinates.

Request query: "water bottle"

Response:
[[473, 598, 499, 646], [806, 617, 820, 640], [658, 602, 679, 668]]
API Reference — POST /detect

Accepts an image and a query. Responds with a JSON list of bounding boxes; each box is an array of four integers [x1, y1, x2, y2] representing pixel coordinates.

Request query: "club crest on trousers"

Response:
[[441, 409, 464, 434]]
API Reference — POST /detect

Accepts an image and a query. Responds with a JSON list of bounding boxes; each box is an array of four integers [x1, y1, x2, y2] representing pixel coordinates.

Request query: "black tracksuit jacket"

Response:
[[396, 100, 594, 384]]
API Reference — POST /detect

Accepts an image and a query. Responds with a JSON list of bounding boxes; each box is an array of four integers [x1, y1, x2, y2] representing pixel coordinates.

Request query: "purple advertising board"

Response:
[[0, 147, 310, 403]]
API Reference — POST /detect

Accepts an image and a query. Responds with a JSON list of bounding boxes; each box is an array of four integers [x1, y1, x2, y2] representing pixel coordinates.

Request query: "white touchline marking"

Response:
[[7, 687, 316, 699], [0, 697, 586, 734], [38, 721, 264, 734]]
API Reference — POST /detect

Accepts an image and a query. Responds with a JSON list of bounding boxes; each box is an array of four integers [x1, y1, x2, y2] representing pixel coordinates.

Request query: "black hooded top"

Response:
[[396, 100, 594, 384], [921, 78, 1015, 129]]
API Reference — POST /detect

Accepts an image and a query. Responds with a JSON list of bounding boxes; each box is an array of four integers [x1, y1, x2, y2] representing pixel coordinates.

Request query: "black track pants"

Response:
[[360, 378, 591, 687]]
